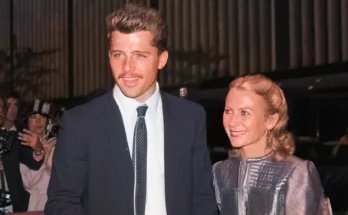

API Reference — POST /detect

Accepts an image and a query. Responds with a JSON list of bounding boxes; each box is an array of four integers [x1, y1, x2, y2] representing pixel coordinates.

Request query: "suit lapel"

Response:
[[102, 92, 134, 212], [162, 93, 181, 215]]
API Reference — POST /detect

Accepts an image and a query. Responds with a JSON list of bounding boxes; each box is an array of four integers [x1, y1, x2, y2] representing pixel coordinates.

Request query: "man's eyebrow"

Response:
[[131, 50, 151, 54]]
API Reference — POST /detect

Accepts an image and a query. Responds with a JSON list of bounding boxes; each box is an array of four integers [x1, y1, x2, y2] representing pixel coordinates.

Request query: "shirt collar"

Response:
[[1, 125, 16, 131], [113, 82, 160, 118]]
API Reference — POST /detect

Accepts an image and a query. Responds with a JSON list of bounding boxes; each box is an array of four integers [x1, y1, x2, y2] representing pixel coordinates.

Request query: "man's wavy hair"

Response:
[[105, 3, 168, 53], [228, 74, 295, 159]]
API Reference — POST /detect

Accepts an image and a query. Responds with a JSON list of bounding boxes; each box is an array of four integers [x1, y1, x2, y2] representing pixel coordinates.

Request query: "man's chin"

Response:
[[122, 91, 140, 99], [119, 87, 141, 98], [8, 117, 16, 121]]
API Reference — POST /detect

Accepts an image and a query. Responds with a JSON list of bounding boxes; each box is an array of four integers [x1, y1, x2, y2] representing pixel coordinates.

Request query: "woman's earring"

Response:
[[267, 130, 271, 147]]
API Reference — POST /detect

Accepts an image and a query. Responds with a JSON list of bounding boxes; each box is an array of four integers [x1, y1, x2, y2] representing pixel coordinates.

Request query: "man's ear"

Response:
[[158, 50, 168, 70]]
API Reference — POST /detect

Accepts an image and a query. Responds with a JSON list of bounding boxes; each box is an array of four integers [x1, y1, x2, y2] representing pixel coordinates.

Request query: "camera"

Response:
[[45, 118, 60, 139], [0, 189, 11, 208], [0, 129, 16, 153], [45, 107, 64, 139]]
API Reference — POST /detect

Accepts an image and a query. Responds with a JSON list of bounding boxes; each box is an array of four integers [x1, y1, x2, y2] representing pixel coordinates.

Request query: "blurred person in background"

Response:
[[339, 126, 348, 144], [0, 96, 6, 128], [2, 92, 20, 131], [213, 74, 331, 215], [20, 99, 56, 211], [331, 126, 348, 157], [0, 95, 44, 213]]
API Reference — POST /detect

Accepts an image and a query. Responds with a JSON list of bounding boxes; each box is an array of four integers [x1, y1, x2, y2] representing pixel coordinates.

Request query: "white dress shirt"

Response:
[[113, 83, 167, 215]]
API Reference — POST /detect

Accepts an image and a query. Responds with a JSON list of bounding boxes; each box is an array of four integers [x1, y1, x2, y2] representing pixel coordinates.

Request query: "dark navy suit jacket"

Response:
[[45, 91, 217, 215]]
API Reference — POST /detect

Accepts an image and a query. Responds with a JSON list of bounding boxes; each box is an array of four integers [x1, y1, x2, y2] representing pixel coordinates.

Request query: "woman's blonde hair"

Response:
[[228, 74, 295, 159]]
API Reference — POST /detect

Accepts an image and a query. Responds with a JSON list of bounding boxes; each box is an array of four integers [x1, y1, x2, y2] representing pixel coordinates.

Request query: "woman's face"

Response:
[[28, 113, 48, 136], [223, 88, 277, 154]]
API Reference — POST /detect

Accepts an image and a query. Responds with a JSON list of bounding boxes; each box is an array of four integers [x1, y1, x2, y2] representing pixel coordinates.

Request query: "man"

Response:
[[45, 3, 217, 215], [0, 97, 5, 129], [0, 95, 44, 212], [2, 92, 20, 131]]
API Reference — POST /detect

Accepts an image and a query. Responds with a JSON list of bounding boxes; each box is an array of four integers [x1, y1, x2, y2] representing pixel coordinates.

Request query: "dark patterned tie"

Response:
[[132, 105, 148, 215]]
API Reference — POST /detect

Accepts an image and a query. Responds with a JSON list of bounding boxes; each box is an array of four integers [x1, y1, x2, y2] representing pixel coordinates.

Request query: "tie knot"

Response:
[[137, 105, 148, 117]]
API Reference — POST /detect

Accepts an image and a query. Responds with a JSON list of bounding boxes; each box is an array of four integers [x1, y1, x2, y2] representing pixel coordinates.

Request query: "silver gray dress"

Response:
[[213, 153, 327, 215]]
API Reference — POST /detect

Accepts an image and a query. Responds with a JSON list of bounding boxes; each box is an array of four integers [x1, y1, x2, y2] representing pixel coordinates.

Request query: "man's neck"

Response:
[[3, 121, 14, 130]]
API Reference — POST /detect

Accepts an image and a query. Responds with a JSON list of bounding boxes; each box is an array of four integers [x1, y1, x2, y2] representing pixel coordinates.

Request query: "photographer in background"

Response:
[[0, 95, 44, 213], [2, 92, 20, 131], [20, 99, 57, 211]]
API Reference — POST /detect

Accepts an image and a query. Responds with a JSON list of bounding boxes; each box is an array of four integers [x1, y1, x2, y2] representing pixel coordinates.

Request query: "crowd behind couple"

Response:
[[0, 3, 335, 215], [0, 93, 56, 213]]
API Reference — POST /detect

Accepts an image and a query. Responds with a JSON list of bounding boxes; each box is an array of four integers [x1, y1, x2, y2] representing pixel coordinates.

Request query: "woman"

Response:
[[332, 126, 348, 156], [19, 103, 56, 211], [340, 127, 348, 144], [213, 74, 330, 215]]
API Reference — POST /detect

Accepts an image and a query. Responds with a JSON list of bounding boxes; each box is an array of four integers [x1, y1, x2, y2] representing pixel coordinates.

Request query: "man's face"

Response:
[[0, 99, 6, 126], [6, 97, 19, 122], [108, 31, 168, 102]]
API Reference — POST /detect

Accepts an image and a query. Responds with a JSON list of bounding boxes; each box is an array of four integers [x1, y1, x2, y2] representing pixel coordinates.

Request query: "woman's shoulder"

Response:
[[285, 155, 319, 179], [284, 155, 324, 203], [285, 155, 314, 167]]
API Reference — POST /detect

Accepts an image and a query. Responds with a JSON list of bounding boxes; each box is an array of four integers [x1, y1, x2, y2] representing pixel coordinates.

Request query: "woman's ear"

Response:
[[265, 113, 279, 130]]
